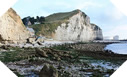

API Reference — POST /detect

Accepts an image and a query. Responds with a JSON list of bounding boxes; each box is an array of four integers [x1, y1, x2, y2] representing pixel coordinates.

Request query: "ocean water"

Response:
[[105, 43, 127, 54]]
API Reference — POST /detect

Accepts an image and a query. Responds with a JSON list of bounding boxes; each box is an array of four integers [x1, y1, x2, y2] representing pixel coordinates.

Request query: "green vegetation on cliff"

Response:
[[29, 10, 82, 36], [45, 9, 80, 23], [30, 22, 62, 36]]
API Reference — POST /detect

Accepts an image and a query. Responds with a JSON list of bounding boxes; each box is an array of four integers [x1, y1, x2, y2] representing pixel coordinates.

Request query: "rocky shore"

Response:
[[0, 7, 126, 77], [0, 42, 126, 77]]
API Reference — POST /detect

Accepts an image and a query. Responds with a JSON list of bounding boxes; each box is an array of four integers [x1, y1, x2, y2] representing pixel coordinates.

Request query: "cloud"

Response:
[[105, 7, 124, 21], [110, 0, 127, 16], [75, 1, 102, 10], [102, 7, 127, 39], [104, 25, 127, 39], [13, 0, 104, 18], [12, 0, 127, 39]]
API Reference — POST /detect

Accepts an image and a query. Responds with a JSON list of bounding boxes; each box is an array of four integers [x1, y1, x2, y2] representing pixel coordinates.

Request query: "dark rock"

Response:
[[35, 37, 44, 43], [39, 64, 58, 77], [1, 45, 8, 50], [37, 41, 42, 45], [36, 48, 48, 57], [27, 37, 36, 44], [56, 57, 61, 61]]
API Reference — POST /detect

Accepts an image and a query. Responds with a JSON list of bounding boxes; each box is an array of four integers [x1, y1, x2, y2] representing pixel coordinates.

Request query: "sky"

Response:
[[12, 0, 127, 39]]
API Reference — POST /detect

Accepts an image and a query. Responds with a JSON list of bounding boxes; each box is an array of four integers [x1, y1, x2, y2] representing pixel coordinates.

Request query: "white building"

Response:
[[104, 35, 119, 40], [113, 35, 119, 40]]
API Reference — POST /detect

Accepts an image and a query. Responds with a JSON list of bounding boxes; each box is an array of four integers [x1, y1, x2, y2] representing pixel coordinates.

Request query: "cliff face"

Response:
[[91, 23, 103, 40], [51, 10, 103, 42], [0, 8, 30, 44], [30, 9, 103, 42]]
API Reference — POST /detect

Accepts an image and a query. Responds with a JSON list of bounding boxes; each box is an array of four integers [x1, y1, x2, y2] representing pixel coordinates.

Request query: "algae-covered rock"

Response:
[[39, 64, 58, 77]]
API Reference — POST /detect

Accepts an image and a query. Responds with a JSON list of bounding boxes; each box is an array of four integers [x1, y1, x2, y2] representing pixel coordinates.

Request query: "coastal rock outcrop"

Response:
[[0, 8, 30, 44], [52, 10, 103, 42], [30, 9, 103, 42]]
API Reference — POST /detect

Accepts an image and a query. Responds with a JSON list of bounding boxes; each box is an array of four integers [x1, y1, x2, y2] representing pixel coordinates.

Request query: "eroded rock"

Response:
[[36, 48, 48, 57], [0, 8, 31, 44], [39, 64, 58, 77]]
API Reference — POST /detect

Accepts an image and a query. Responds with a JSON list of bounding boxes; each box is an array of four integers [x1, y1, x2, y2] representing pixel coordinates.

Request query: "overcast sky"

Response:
[[12, 0, 127, 39]]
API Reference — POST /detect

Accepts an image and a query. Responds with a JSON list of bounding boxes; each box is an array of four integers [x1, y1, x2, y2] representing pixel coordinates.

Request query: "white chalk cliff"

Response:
[[52, 10, 103, 42], [0, 8, 30, 44]]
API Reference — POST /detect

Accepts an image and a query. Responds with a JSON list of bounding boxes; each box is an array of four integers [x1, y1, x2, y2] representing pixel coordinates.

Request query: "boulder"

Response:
[[27, 36, 44, 45], [36, 48, 48, 57], [39, 64, 58, 77], [27, 37, 36, 44], [37, 41, 43, 45]]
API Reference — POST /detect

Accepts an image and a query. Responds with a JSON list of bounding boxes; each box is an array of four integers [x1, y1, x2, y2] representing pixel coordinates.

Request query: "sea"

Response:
[[105, 41, 127, 54]]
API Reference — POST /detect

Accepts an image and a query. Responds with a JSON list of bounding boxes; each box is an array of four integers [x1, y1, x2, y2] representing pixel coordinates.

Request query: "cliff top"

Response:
[[0, 8, 30, 42], [29, 9, 101, 36], [91, 23, 101, 30], [45, 9, 87, 23], [6, 8, 23, 25]]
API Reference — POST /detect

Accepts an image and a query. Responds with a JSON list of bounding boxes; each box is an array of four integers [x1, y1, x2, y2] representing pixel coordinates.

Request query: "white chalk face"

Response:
[[110, 0, 127, 16]]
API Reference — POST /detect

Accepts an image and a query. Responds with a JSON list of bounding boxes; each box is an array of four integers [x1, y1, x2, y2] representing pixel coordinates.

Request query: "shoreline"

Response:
[[0, 42, 127, 77]]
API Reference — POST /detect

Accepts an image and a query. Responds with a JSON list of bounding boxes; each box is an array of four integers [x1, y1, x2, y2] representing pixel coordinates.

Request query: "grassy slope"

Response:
[[29, 10, 102, 37], [29, 10, 81, 36], [45, 9, 80, 23]]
